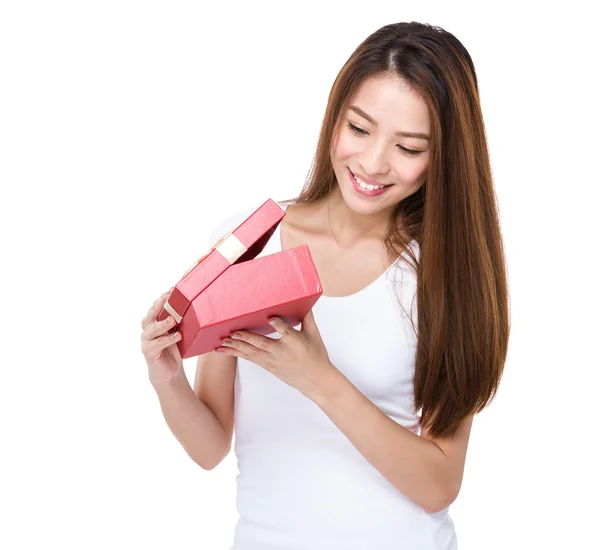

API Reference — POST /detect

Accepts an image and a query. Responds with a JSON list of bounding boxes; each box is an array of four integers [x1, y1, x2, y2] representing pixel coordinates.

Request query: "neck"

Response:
[[325, 186, 392, 247]]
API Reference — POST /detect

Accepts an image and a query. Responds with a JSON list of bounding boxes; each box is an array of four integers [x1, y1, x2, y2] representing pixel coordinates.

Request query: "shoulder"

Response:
[[398, 239, 420, 276], [405, 238, 420, 260]]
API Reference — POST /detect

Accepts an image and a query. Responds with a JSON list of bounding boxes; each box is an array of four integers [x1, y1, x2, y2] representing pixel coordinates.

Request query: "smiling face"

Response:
[[330, 73, 431, 214]]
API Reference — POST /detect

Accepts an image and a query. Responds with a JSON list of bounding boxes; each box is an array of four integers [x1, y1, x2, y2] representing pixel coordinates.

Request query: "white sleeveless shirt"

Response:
[[206, 201, 458, 550]]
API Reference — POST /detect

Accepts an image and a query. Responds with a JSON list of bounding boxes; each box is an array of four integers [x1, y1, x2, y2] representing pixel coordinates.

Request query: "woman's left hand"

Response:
[[215, 309, 339, 402]]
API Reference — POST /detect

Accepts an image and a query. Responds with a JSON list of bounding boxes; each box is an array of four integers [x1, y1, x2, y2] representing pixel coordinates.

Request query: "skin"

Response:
[[327, 72, 431, 246]]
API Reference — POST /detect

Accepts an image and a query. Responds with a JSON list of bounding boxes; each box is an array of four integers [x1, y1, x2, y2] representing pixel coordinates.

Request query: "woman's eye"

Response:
[[347, 121, 368, 136], [398, 145, 420, 157], [348, 122, 367, 135], [346, 121, 421, 157]]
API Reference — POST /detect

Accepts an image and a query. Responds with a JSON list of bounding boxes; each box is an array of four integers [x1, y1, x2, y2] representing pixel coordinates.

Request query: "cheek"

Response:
[[399, 155, 428, 182], [333, 133, 357, 160], [406, 165, 427, 184], [390, 163, 427, 194]]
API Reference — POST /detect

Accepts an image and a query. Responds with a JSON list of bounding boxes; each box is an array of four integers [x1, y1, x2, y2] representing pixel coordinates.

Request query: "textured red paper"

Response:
[[176, 244, 322, 358], [157, 198, 285, 325]]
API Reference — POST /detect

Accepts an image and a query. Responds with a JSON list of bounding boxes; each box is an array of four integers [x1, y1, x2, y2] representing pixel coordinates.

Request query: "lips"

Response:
[[349, 169, 393, 197], [349, 169, 392, 187]]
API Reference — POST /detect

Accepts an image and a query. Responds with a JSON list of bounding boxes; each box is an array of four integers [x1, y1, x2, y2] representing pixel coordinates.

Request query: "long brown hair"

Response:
[[281, 22, 510, 439]]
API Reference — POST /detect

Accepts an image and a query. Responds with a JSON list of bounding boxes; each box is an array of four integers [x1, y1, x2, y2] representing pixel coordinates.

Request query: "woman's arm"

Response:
[[313, 369, 474, 514]]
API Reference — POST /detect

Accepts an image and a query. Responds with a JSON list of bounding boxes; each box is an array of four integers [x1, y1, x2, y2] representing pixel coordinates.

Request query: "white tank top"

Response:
[[206, 201, 458, 550]]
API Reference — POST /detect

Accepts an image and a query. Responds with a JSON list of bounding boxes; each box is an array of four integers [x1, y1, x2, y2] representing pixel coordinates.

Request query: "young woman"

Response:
[[141, 21, 510, 550]]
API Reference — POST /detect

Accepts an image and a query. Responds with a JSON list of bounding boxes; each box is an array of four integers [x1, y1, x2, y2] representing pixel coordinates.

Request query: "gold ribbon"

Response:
[[164, 300, 182, 323], [166, 231, 248, 322], [180, 230, 248, 278]]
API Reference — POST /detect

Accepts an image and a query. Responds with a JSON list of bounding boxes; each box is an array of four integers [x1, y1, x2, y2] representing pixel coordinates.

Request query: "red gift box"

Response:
[[158, 198, 323, 359]]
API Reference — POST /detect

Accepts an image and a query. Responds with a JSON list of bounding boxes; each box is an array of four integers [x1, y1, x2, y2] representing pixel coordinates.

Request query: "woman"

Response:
[[141, 21, 510, 550]]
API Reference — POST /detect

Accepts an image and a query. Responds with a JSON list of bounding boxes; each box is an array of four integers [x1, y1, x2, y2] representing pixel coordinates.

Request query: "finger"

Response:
[[142, 330, 182, 358], [141, 288, 173, 330], [142, 290, 171, 323], [267, 317, 294, 337], [227, 334, 270, 354], [141, 313, 177, 342]]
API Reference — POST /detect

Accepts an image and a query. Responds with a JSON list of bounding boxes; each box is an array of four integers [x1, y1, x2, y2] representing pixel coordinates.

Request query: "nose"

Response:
[[358, 141, 391, 179]]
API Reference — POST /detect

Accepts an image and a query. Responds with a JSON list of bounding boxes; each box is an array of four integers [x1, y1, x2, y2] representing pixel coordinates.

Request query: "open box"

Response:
[[157, 198, 323, 358]]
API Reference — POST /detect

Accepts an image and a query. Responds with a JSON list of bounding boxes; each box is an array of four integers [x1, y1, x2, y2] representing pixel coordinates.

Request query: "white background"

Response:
[[1, 1, 598, 549]]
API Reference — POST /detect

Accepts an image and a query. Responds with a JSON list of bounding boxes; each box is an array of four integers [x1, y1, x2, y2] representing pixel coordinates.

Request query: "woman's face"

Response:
[[330, 73, 431, 214]]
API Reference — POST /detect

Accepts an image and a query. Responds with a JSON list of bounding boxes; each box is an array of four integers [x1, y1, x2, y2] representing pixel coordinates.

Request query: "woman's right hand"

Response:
[[140, 289, 184, 384]]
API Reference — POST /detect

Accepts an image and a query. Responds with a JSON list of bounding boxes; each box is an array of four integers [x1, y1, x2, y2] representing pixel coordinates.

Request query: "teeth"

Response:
[[354, 174, 386, 190]]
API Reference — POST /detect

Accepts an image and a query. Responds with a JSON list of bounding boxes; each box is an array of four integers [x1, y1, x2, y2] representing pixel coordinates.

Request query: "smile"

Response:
[[348, 168, 393, 197]]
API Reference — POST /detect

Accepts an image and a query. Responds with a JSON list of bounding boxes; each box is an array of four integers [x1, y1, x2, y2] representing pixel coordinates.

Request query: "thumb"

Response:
[[301, 308, 318, 334]]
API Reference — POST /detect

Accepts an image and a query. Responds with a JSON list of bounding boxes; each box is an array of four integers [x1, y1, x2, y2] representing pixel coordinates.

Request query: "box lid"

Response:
[[159, 198, 285, 323]]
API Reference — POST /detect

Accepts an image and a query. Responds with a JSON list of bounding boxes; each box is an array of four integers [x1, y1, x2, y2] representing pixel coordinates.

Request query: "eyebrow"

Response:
[[348, 105, 430, 141]]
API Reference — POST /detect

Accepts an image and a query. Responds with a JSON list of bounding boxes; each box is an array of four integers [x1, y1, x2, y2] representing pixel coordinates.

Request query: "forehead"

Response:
[[349, 75, 430, 133]]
